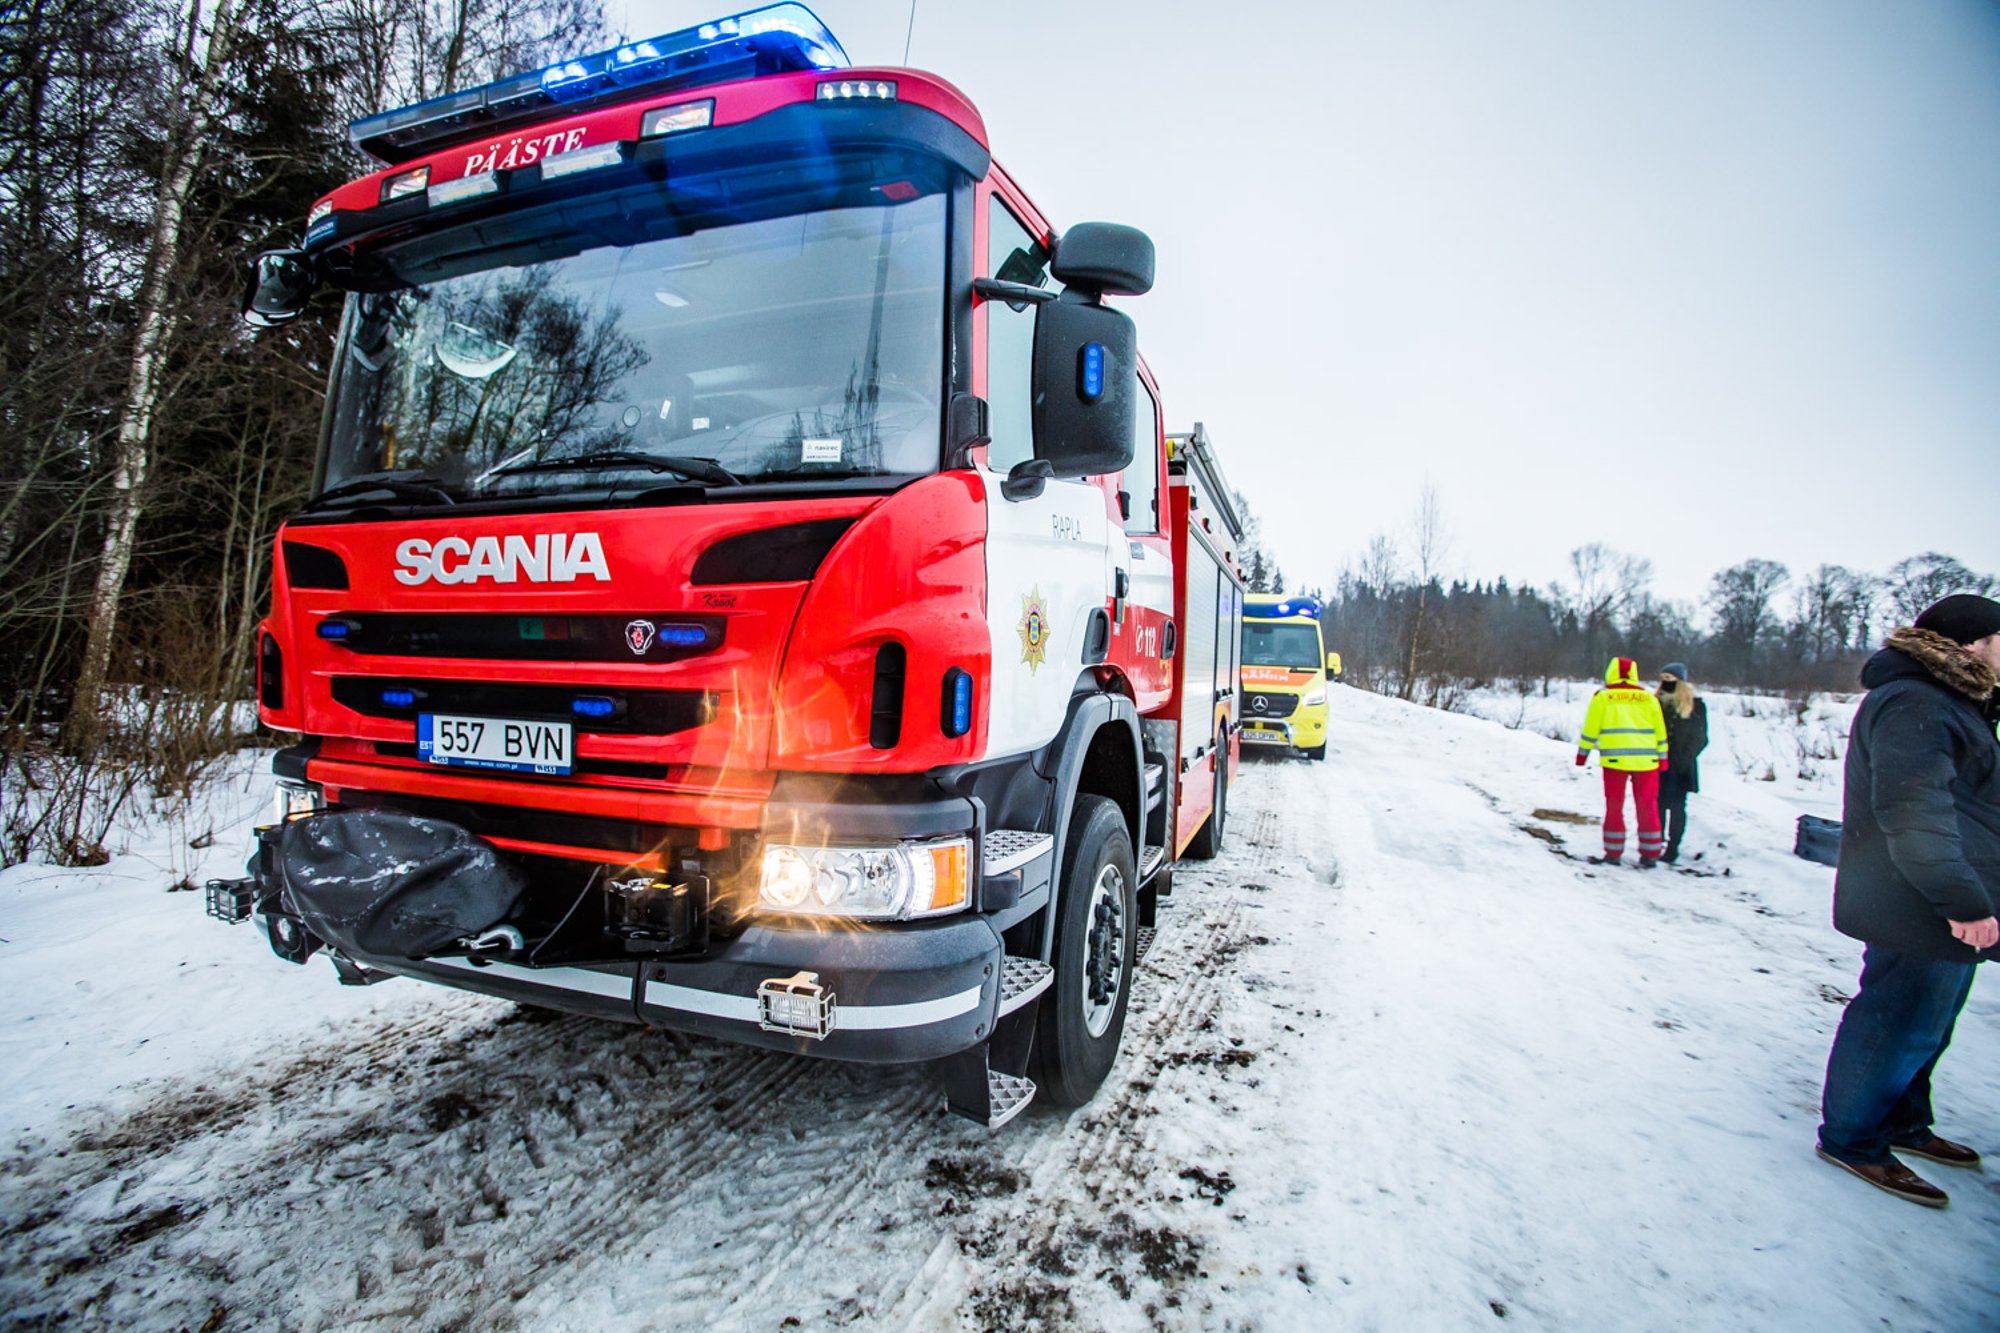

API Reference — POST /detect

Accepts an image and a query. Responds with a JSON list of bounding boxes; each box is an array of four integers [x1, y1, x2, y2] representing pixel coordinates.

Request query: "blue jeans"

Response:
[[1818, 943, 1978, 1165]]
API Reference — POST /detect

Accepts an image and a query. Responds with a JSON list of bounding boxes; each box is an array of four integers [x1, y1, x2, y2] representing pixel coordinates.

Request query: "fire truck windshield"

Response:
[[1242, 622, 1323, 669], [319, 192, 946, 506]]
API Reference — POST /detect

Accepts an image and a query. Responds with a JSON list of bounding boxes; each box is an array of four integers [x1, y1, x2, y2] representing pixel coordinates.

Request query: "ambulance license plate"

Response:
[[418, 713, 572, 775]]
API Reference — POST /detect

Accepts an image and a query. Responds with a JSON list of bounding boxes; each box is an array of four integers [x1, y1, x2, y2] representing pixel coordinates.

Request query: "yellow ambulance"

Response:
[[1239, 594, 1336, 760]]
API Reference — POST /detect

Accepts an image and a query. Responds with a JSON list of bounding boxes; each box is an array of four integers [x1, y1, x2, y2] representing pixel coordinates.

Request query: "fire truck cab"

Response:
[[218, 4, 1246, 1126]]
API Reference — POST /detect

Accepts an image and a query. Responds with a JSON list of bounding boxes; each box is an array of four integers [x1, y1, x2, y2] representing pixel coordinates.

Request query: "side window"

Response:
[[985, 197, 1049, 473], [1122, 378, 1161, 534]]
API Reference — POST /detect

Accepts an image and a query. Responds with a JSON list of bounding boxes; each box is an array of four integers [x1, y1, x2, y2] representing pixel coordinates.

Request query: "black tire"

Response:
[[1034, 795, 1138, 1107], [1184, 749, 1228, 861], [1304, 744, 1327, 762]]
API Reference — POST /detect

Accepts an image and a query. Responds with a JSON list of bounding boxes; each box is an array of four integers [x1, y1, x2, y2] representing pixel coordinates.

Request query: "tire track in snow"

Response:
[[911, 763, 1298, 1329], [1, 771, 1301, 1333]]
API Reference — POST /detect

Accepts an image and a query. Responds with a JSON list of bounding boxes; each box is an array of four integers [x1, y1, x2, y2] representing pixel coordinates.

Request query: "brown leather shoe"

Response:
[[1816, 1147, 1948, 1207], [1892, 1134, 1982, 1168]]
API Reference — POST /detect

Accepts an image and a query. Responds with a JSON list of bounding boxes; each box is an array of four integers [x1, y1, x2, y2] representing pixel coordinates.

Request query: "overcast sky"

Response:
[[620, 0, 2000, 613]]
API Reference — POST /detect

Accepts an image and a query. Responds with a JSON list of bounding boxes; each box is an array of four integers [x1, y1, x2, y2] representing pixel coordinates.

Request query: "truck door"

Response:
[[979, 193, 1117, 758]]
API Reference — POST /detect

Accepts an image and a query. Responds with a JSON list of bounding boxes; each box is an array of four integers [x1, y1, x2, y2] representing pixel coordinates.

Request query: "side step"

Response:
[[997, 956, 1053, 1015], [1138, 844, 1166, 884], [1144, 761, 1168, 811], [982, 1071, 1038, 1128], [981, 830, 1055, 914], [940, 952, 1050, 1127], [983, 830, 1052, 875], [1136, 925, 1156, 963]]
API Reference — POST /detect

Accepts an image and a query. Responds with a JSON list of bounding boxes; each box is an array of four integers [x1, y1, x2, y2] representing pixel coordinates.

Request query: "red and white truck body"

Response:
[[218, 4, 1246, 1124]]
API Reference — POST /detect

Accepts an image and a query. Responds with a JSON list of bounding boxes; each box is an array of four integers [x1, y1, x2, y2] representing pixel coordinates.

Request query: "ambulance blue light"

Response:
[[572, 696, 617, 719], [349, 4, 850, 163], [380, 688, 416, 708], [1244, 596, 1323, 621]]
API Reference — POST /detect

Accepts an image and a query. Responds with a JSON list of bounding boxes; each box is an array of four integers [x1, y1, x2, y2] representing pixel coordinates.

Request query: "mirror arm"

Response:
[[1001, 458, 1053, 502], [973, 277, 1058, 310]]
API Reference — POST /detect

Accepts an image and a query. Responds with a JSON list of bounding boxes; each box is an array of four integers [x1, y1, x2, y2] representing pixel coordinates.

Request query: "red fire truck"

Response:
[[216, 3, 1246, 1126]]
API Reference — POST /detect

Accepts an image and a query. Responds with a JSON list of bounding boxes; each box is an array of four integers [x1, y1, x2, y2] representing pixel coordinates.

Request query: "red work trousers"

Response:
[[1601, 768, 1663, 863]]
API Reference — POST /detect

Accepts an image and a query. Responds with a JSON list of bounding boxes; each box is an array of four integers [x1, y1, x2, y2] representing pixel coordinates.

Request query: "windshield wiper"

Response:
[[304, 474, 456, 510], [491, 450, 741, 486]]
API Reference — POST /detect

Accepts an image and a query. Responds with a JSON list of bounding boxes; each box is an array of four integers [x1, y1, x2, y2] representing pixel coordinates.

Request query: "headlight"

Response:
[[1303, 689, 1328, 707], [757, 837, 970, 920], [272, 780, 323, 823]]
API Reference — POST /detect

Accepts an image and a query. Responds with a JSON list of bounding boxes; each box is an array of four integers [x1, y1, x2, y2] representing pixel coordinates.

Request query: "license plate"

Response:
[[1241, 725, 1289, 745], [418, 713, 573, 775]]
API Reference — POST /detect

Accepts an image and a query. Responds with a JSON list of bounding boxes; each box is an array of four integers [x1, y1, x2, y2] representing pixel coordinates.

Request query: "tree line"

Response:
[[1, 0, 605, 863], [1311, 537, 1997, 707]]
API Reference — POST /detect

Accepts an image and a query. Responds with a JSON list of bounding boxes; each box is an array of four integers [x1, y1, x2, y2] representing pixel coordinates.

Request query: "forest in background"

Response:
[[1, 0, 604, 863], [1234, 487, 1999, 709]]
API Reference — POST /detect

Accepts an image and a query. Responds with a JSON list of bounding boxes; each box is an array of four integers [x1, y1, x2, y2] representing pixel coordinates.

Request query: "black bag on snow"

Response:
[[1794, 814, 1841, 867], [279, 809, 527, 958]]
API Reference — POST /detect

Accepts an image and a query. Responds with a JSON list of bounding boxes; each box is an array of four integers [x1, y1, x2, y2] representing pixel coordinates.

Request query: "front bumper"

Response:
[[369, 910, 1004, 1063]]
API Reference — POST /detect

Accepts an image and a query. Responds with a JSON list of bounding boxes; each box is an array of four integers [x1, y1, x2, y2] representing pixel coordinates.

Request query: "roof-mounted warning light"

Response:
[[1245, 596, 1323, 620], [347, 3, 850, 164]]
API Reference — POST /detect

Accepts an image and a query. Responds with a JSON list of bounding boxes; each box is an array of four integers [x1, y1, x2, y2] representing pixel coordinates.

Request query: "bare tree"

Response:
[[1881, 552, 1998, 626], [67, 0, 244, 740], [1398, 480, 1449, 700]]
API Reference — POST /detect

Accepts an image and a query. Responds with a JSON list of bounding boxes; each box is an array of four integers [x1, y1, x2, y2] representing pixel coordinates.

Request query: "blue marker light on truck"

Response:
[[656, 624, 710, 648], [1081, 342, 1105, 399], [942, 667, 973, 737], [572, 696, 617, 719]]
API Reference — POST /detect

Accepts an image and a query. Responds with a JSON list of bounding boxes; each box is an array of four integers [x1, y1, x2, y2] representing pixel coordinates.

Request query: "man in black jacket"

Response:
[[1816, 594, 2000, 1207]]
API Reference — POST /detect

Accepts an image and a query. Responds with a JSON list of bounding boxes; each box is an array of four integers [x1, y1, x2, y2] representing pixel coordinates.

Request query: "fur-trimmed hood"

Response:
[[1866, 627, 2000, 702]]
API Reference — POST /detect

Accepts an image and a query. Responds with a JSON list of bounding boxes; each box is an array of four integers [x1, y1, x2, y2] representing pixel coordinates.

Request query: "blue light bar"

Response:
[[316, 619, 352, 640], [1244, 596, 1323, 620], [572, 696, 617, 719], [349, 4, 850, 164], [380, 688, 417, 708]]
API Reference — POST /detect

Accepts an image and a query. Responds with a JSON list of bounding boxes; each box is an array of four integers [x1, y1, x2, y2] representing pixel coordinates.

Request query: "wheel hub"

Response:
[[1082, 862, 1126, 1038]]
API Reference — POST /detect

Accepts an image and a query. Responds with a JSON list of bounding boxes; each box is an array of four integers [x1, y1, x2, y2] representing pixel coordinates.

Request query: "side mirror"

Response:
[[242, 249, 318, 328], [1326, 652, 1343, 678], [1051, 222, 1154, 296], [1031, 293, 1138, 480]]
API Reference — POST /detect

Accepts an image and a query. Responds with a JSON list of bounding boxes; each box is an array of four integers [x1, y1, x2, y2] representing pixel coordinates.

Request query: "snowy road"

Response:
[[3, 689, 1997, 1330]]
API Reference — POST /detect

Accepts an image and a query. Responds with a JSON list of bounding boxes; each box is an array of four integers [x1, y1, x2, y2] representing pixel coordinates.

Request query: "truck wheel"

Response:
[[1184, 750, 1227, 861], [1304, 744, 1327, 762], [1035, 795, 1138, 1107]]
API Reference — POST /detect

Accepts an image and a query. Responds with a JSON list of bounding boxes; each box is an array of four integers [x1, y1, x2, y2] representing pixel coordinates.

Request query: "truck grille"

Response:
[[1245, 692, 1298, 718], [332, 677, 714, 735], [319, 613, 722, 663]]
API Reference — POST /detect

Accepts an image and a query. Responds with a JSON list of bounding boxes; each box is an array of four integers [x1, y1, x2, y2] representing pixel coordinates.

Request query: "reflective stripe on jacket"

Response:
[[1577, 657, 1668, 772]]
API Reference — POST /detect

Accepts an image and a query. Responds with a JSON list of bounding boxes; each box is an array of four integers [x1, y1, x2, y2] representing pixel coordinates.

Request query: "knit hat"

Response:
[[1660, 661, 1691, 682], [1913, 594, 2000, 646]]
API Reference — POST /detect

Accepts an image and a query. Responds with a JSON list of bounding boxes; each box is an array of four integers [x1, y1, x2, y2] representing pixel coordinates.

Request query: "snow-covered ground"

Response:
[[1, 686, 1994, 1330]]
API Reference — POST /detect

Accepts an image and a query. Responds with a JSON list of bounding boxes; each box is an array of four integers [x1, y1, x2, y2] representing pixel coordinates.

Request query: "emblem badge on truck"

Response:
[[625, 619, 657, 655]]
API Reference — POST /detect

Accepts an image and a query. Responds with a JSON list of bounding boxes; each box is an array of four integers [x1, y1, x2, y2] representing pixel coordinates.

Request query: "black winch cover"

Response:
[[279, 809, 526, 959]]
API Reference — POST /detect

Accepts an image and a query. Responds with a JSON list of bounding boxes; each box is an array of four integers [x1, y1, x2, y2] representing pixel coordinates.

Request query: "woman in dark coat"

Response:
[[1655, 661, 1708, 863]]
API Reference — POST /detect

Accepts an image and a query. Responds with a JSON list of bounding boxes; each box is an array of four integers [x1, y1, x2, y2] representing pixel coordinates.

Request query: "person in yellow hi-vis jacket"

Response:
[[1575, 657, 1670, 868]]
